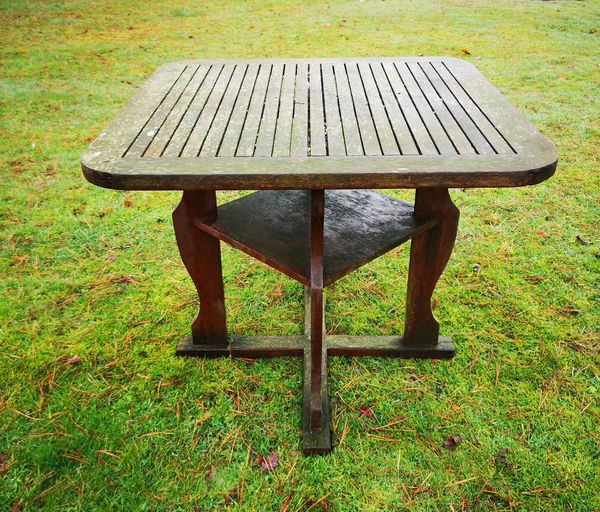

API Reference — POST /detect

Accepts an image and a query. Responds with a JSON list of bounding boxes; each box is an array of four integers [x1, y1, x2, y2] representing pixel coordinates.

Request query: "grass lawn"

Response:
[[1, 0, 599, 510]]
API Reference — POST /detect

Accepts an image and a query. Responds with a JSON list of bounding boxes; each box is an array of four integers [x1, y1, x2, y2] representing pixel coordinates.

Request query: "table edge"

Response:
[[81, 152, 557, 190]]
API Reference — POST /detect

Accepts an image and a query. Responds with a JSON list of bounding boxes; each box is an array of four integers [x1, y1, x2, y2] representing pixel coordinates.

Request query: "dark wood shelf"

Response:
[[193, 190, 436, 286]]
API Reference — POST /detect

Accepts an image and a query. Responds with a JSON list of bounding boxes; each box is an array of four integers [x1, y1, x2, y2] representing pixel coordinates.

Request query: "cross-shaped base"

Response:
[[173, 188, 459, 456]]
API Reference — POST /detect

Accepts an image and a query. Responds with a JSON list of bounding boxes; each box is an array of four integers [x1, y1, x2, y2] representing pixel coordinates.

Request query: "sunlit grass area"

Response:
[[1, 0, 598, 510]]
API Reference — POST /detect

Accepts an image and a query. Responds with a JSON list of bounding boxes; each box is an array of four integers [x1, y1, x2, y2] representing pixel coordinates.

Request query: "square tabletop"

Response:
[[82, 57, 557, 190]]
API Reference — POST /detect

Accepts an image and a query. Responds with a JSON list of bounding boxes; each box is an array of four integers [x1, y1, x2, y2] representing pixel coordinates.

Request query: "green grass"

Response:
[[1, 0, 599, 510]]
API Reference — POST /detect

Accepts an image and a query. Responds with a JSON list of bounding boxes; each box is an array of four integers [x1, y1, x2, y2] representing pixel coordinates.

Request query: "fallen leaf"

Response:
[[260, 451, 279, 472], [460, 48, 471, 55], [111, 275, 134, 284], [60, 355, 81, 365], [225, 488, 239, 505], [205, 465, 216, 481], [576, 235, 590, 245], [123, 198, 133, 207], [563, 306, 580, 316], [359, 406, 375, 417], [495, 448, 511, 468], [443, 434, 462, 450]]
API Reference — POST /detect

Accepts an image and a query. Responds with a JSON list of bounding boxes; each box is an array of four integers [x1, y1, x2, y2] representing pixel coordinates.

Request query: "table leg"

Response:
[[302, 190, 332, 455], [404, 188, 459, 345], [173, 190, 227, 346]]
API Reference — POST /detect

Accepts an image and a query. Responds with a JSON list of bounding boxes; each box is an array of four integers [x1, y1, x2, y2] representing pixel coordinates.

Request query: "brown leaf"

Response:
[[225, 488, 239, 505], [495, 448, 511, 468], [576, 234, 590, 245], [59, 355, 81, 365], [460, 48, 471, 55], [111, 275, 134, 284], [443, 434, 463, 450], [260, 451, 279, 472], [123, 198, 133, 207], [359, 406, 375, 417], [563, 305, 580, 316], [205, 465, 216, 482]]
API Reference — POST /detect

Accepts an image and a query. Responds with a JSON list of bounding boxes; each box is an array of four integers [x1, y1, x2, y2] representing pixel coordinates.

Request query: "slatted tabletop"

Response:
[[82, 57, 557, 190]]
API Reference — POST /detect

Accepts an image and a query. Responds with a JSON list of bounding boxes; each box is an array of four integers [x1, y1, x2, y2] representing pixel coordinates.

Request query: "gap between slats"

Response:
[[439, 61, 516, 154], [128, 59, 518, 159], [123, 64, 190, 158]]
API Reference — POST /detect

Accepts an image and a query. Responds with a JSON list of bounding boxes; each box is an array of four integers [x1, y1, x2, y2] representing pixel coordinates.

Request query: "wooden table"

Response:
[[82, 57, 557, 455]]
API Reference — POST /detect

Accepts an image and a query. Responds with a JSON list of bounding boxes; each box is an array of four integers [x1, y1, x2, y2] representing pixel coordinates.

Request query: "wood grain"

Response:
[[83, 57, 557, 190], [404, 188, 459, 345], [172, 190, 227, 344]]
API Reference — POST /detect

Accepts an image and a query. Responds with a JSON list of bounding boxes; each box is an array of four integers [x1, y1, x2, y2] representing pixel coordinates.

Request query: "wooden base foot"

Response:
[[302, 338, 332, 455], [176, 335, 454, 359]]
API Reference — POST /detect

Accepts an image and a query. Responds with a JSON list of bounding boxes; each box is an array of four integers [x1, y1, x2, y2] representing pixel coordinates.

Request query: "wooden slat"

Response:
[[236, 65, 272, 157], [405, 62, 475, 155], [345, 62, 381, 156], [332, 63, 363, 156], [199, 65, 248, 156], [380, 62, 437, 155], [433, 61, 514, 154], [290, 63, 309, 157], [357, 62, 399, 155], [321, 64, 345, 156], [217, 64, 260, 157], [83, 57, 558, 191], [272, 64, 296, 157], [419, 62, 494, 155], [126, 65, 197, 157], [369, 62, 419, 155], [163, 65, 223, 157], [309, 63, 327, 156], [83, 62, 186, 162], [254, 64, 284, 157], [180, 65, 236, 157], [144, 66, 210, 157], [392, 62, 456, 155]]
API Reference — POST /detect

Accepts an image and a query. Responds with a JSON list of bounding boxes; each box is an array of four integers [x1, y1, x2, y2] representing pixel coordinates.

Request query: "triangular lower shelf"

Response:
[[193, 189, 437, 287]]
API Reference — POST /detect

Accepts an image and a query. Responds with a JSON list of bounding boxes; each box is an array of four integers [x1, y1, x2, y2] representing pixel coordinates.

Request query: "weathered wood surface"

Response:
[[302, 287, 331, 455], [193, 189, 437, 286], [309, 191, 325, 432], [175, 334, 454, 359], [404, 188, 459, 345], [82, 57, 557, 190], [172, 191, 227, 344]]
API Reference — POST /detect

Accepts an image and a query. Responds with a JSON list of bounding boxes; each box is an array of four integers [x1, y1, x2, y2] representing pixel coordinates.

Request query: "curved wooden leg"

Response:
[[173, 190, 227, 345], [404, 188, 459, 345]]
